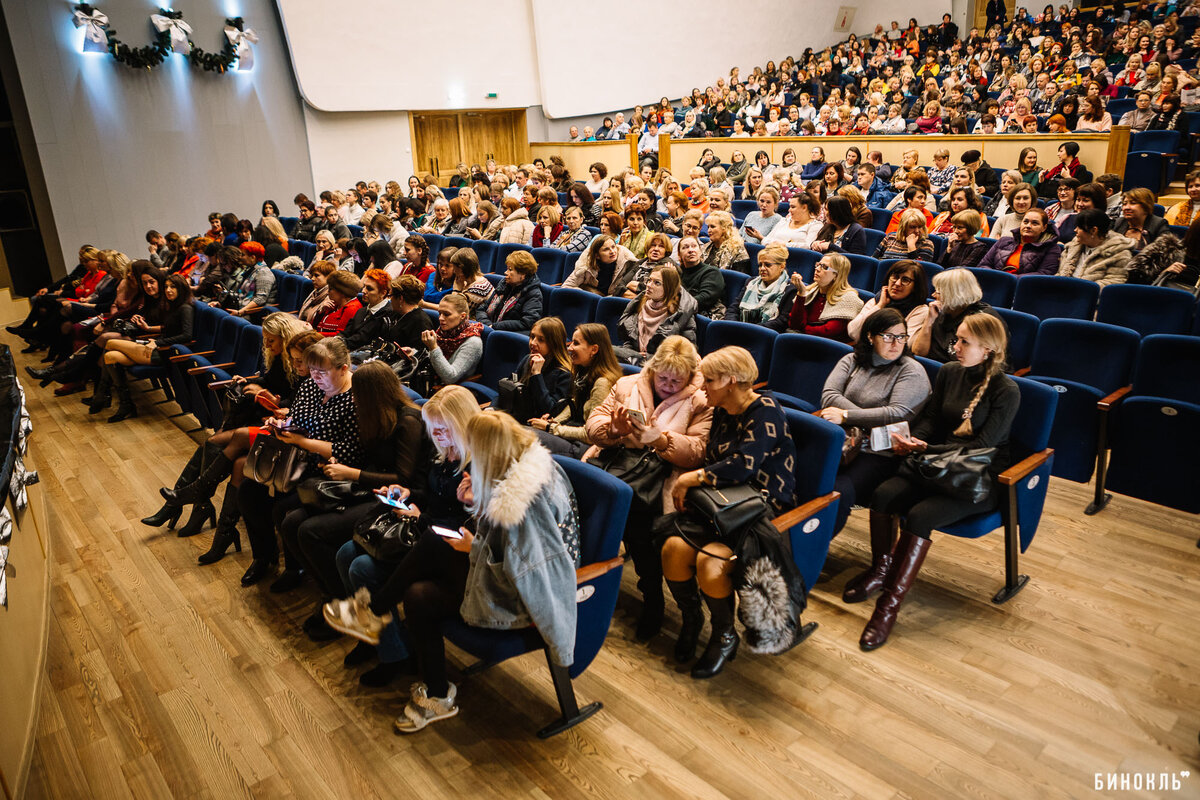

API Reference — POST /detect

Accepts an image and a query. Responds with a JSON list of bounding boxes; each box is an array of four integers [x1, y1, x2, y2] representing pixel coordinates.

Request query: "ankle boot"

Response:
[[635, 572, 665, 642], [691, 593, 739, 679], [162, 452, 232, 506], [140, 504, 183, 529], [107, 365, 138, 422], [666, 579, 705, 663], [87, 368, 113, 414], [176, 500, 216, 538], [860, 531, 931, 652], [198, 484, 242, 565], [142, 443, 213, 527], [843, 511, 899, 604]]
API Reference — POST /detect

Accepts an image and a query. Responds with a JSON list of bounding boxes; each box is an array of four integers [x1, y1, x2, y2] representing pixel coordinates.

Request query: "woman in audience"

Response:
[[562, 234, 638, 296], [615, 265, 698, 363], [298, 261, 337, 326], [821, 307, 931, 568], [585, 162, 609, 195], [939, 210, 992, 269], [725, 243, 797, 332], [700, 211, 751, 274], [508, 316, 573, 419], [932, 187, 990, 237], [678, 236, 726, 318], [477, 251, 542, 333], [763, 192, 823, 248], [463, 201, 503, 241], [423, 249, 457, 307], [787, 253, 864, 342], [885, 185, 936, 233], [449, 248, 494, 312], [396, 236, 434, 284], [315, 271, 364, 337], [1044, 177, 1080, 229], [861, 313, 1018, 650], [739, 187, 783, 243], [313, 230, 338, 264], [339, 269, 394, 351], [498, 197, 533, 245], [979, 208, 1063, 274], [417, 198, 453, 235], [661, 346, 796, 677], [1076, 95, 1113, 131], [1038, 142, 1086, 193], [839, 185, 874, 228], [990, 183, 1039, 241], [1164, 169, 1200, 227], [565, 184, 600, 226], [1113, 188, 1169, 250], [848, 260, 930, 342], [874, 209, 936, 261], [1056, 208, 1135, 286], [422, 292, 484, 386], [324, 411, 580, 734], [618, 208, 651, 259], [615, 233, 674, 298], [812, 196, 868, 255], [529, 323, 622, 457], [585, 335, 712, 640], [532, 206, 563, 248], [599, 210, 625, 238], [552, 206, 594, 253], [910, 268, 1003, 362], [1147, 93, 1185, 130]]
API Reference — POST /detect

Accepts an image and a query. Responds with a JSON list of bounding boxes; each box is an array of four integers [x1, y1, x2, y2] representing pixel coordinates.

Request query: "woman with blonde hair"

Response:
[[786, 253, 864, 342], [874, 209, 936, 261], [662, 345, 798, 677], [325, 410, 580, 734], [861, 314, 1018, 650], [498, 196, 533, 245], [909, 268, 1003, 362], [700, 211, 750, 273]]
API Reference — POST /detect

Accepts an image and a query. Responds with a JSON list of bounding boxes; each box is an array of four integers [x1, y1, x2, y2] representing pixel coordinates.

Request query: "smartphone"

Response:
[[432, 525, 464, 540], [378, 493, 409, 510], [627, 409, 646, 425]]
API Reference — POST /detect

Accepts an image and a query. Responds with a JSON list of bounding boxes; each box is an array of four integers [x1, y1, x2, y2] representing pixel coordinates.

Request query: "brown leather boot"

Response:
[[859, 531, 930, 651], [842, 511, 899, 603]]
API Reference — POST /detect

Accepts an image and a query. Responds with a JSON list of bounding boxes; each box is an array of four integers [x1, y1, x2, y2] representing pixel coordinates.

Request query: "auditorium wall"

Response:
[[0, 0, 312, 277]]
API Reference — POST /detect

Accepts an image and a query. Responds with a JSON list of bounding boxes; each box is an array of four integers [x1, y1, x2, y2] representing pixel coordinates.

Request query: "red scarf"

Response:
[[436, 318, 483, 358]]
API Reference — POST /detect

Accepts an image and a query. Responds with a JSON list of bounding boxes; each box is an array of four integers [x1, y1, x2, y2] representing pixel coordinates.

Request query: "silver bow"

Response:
[[72, 7, 109, 51], [150, 13, 193, 55], [224, 24, 259, 70]]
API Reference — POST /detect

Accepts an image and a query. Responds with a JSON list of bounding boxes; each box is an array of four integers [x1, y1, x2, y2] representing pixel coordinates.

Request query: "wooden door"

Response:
[[460, 110, 525, 167], [411, 112, 461, 179]]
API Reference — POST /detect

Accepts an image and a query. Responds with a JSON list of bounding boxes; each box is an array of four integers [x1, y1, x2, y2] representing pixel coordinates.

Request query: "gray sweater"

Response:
[[429, 336, 483, 384], [821, 353, 931, 451]]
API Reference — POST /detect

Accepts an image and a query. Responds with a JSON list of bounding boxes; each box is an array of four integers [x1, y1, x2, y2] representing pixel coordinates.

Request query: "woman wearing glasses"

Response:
[[786, 254, 864, 343], [908, 269, 1004, 363], [819, 308, 931, 565], [847, 261, 930, 343]]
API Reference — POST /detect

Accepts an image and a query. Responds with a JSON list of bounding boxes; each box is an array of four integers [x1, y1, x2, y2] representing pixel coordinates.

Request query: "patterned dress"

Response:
[[704, 394, 796, 514]]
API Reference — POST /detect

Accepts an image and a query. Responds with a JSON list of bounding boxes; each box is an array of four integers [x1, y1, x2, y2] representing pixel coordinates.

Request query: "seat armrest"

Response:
[[1014, 367, 1031, 377], [998, 448, 1054, 486], [770, 491, 840, 533], [188, 362, 234, 375], [576, 557, 624, 585], [170, 350, 212, 362], [1097, 385, 1132, 411]]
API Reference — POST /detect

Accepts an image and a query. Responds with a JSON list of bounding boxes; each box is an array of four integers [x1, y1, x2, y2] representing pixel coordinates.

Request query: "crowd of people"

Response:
[[10, 3, 1200, 741]]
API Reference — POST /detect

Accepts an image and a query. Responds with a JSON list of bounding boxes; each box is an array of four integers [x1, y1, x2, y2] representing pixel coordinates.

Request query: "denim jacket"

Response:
[[460, 444, 581, 667]]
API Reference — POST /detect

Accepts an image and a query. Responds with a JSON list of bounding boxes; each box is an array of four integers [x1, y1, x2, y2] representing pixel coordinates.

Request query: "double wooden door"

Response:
[[411, 109, 527, 180]]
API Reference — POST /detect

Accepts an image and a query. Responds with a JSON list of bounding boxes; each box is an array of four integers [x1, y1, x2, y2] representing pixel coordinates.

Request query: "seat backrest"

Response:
[[732, 199, 757, 218], [472, 239, 500, 274], [547, 286, 600, 335], [1096, 284, 1196, 336], [787, 248, 821, 282], [869, 206, 892, 231], [845, 254, 878, 290], [719, 269, 750, 310], [233, 324, 263, 377], [212, 314, 246, 363], [1122, 152, 1164, 193], [1008, 375, 1059, 462], [190, 301, 221, 351], [702, 320, 776, 377], [994, 307, 1040, 371], [1131, 334, 1200, 405], [423, 233, 446, 261], [496, 243, 533, 273], [478, 330, 530, 389], [1012, 275, 1100, 321], [965, 267, 1017, 308], [744, 242, 763, 272], [861, 228, 886, 257], [288, 239, 317, 267], [347, 224, 363, 239], [594, 296, 628, 343], [767, 333, 852, 410], [782, 407, 844, 591], [1130, 130, 1182, 154], [1028, 319, 1140, 393], [277, 216, 299, 236], [531, 248, 567, 285]]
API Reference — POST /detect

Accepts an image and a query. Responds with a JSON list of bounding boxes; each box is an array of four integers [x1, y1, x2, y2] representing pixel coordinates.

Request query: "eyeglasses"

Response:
[[888, 275, 915, 286], [877, 333, 910, 344]]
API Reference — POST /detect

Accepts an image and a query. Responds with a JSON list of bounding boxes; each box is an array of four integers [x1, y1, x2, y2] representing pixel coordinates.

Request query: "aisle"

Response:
[[11, 333, 1199, 800]]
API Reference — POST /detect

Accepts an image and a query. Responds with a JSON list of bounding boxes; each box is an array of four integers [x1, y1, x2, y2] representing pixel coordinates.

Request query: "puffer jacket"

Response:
[[978, 230, 1062, 275], [584, 370, 713, 512], [616, 289, 700, 354], [499, 208, 534, 245], [459, 444, 581, 668], [563, 243, 640, 295], [1057, 231, 1134, 286], [477, 274, 543, 332]]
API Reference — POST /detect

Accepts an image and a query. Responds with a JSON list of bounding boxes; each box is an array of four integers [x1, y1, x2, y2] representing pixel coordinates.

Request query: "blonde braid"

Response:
[[953, 352, 997, 437]]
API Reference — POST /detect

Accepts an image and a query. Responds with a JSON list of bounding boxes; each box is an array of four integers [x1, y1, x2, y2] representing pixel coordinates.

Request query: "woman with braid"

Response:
[[858, 313, 1019, 652]]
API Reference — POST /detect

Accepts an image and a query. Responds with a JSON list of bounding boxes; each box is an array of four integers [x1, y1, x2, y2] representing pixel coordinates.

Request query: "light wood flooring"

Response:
[[11, 336, 1200, 800]]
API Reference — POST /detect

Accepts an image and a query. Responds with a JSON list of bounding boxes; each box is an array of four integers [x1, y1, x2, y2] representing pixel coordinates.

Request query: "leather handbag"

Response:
[[586, 446, 673, 507], [899, 446, 996, 504], [685, 484, 771, 541], [351, 509, 419, 563], [243, 432, 308, 495], [840, 426, 865, 466], [297, 478, 374, 513]]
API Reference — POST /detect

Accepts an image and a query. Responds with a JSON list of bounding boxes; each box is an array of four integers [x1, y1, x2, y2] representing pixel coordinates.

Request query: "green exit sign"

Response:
[[486, 92, 498, 99]]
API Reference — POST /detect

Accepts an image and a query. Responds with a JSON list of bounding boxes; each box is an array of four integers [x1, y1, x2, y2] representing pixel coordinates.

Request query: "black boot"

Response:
[[691, 593, 739, 680], [667, 579, 705, 663], [241, 559, 276, 587], [843, 511, 899, 604], [142, 443, 212, 527], [176, 500, 216, 538], [635, 573, 665, 642], [162, 452, 232, 506], [87, 368, 113, 414], [198, 484, 242, 565], [107, 365, 138, 422], [140, 504, 183, 529]]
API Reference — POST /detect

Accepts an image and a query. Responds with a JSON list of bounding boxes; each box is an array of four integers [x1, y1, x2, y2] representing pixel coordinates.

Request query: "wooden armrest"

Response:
[[576, 557, 624, 585], [1097, 385, 1132, 411], [753, 380, 768, 390], [770, 491, 841, 533], [170, 349, 213, 362], [188, 362, 234, 375], [207, 374, 259, 389], [1014, 367, 1031, 377], [998, 448, 1054, 486]]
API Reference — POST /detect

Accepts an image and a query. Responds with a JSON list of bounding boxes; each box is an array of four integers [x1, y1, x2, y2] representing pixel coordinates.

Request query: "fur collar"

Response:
[[483, 442, 555, 527]]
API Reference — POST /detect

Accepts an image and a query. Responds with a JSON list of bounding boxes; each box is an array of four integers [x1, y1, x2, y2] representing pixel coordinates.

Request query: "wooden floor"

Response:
[[10, 333, 1200, 800]]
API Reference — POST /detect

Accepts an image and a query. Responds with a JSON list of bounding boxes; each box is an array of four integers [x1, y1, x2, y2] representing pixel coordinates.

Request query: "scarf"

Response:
[[637, 298, 671, 353], [436, 318, 484, 359], [738, 271, 790, 324], [1173, 200, 1197, 227]]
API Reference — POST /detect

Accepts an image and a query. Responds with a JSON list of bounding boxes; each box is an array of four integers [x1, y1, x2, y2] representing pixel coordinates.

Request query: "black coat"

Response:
[[341, 304, 395, 351], [477, 274, 543, 332]]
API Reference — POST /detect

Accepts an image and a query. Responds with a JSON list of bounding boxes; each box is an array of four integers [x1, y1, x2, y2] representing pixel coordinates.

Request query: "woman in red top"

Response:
[[315, 271, 363, 336], [399, 235, 435, 284], [786, 254, 866, 342]]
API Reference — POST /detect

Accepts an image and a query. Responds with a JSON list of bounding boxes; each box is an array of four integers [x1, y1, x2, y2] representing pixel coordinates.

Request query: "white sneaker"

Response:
[[393, 682, 459, 734], [322, 587, 392, 645]]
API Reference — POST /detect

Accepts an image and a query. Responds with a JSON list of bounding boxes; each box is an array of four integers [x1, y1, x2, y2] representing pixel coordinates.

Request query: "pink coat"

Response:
[[584, 370, 712, 512]]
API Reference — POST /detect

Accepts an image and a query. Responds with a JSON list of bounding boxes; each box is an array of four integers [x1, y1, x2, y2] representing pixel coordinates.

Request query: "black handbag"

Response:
[[899, 446, 996, 504], [243, 430, 308, 495], [685, 484, 771, 541], [586, 446, 673, 507], [351, 508, 419, 562], [297, 478, 374, 513]]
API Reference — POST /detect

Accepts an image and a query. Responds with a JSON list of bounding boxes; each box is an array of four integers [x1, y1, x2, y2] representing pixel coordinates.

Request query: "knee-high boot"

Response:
[[691, 593, 739, 679], [666, 578, 704, 663], [859, 531, 930, 651], [87, 366, 113, 413], [842, 511, 899, 603], [142, 442, 215, 527], [161, 451, 232, 506], [107, 364, 138, 422], [198, 483, 243, 565]]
